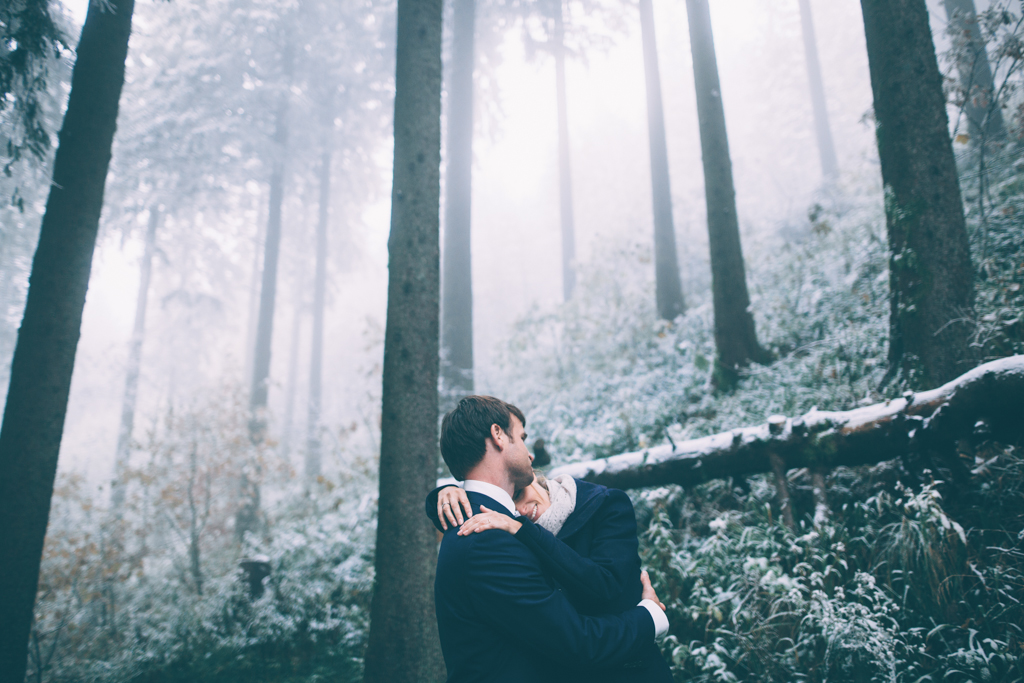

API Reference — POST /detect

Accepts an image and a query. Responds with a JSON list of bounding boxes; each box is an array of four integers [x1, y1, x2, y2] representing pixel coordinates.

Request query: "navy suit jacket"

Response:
[[434, 490, 655, 683], [430, 481, 673, 683]]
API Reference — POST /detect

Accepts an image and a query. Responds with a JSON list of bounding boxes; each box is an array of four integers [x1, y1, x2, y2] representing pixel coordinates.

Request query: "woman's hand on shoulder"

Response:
[[457, 505, 522, 536], [437, 486, 473, 531]]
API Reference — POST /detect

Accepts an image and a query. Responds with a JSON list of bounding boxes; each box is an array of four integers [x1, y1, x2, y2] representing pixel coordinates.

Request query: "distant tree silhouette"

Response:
[[306, 102, 333, 485], [942, 0, 1006, 144], [685, 0, 765, 377], [553, 0, 577, 301], [797, 0, 839, 182], [441, 0, 476, 397], [638, 0, 685, 320], [111, 206, 160, 514]]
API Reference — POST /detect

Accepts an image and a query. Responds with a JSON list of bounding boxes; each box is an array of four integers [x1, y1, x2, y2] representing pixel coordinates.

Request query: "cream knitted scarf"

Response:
[[536, 475, 577, 536]]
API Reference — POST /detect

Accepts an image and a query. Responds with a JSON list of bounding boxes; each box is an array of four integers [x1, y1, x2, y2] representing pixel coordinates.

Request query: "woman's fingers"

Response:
[[458, 510, 496, 535], [438, 488, 466, 530], [445, 500, 460, 528], [457, 489, 473, 523]]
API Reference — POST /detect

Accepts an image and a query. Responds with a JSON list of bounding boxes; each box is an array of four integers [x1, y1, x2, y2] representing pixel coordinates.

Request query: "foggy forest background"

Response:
[[1, 0, 1023, 680]]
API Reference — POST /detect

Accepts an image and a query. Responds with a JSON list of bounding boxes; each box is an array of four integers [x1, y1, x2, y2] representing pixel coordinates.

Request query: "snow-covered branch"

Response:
[[549, 356, 1024, 490]]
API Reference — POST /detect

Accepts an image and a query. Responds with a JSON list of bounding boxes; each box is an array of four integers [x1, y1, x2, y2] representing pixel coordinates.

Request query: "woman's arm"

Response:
[[425, 484, 474, 532], [515, 489, 641, 609]]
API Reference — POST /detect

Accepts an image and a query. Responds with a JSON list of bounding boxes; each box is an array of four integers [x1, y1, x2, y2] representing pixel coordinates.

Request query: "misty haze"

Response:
[[1, 0, 1022, 680]]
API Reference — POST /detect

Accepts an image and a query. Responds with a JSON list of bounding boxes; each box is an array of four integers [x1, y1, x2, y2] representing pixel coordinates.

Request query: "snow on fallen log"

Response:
[[548, 355, 1024, 490]]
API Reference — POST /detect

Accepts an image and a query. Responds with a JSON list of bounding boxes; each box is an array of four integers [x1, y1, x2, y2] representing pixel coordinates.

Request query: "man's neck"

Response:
[[463, 480, 518, 516], [463, 462, 514, 498]]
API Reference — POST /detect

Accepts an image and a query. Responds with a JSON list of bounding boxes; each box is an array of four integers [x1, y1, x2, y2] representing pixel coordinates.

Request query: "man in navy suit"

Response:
[[434, 396, 668, 683]]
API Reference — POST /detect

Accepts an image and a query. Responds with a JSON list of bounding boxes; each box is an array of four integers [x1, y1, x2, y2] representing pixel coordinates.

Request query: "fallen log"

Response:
[[548, 356, 1024, 490]]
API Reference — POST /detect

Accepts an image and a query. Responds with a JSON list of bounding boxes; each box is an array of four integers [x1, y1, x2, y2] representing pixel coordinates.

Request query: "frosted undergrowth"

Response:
[[494, 182, 891, 464]]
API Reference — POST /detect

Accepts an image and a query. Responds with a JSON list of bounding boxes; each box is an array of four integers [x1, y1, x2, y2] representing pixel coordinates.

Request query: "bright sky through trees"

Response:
[[52, 0, 876, 485]]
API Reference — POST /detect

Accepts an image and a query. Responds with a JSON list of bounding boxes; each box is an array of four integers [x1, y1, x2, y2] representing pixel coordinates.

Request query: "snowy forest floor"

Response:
[[29, 149, 1024, 682]]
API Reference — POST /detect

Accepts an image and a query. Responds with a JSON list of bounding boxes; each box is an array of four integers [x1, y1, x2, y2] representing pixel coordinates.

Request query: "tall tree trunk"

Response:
[[942, 0, 1006, 143], [860, 0, 976, 387], [553, 0, 577, 301], [244, 200, 266, 383], [685, 0, 764, 374], [441, 0, 476, 397], [0, 0, 136, 679], [797, 0, 840, 182], [638, 0, 685, 320], [240, 74, 291, 543], [187, 439, 204, 596], [110, 206, 160, 514], [361, 0, 446, 678], [279, 288, 303, 457], [306, 140, 331, 486], [249, 92, 290, 438]]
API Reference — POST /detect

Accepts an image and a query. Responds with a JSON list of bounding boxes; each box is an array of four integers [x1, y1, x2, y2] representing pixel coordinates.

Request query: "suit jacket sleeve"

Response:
[[424, 484, 458, 533], [514, 488, 640, 608], [465, 528, 654, 668]]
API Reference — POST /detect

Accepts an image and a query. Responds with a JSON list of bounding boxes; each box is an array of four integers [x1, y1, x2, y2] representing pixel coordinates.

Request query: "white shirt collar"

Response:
[[463, 480, 519, 517]]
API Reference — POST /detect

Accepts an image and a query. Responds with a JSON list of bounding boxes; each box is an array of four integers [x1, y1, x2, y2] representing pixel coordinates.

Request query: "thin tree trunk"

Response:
[[685, 0, 764, 374], [0, 0, 136, 678], [553, 0, 576, 301], [441, 0, 476, 397], [942, 0, 1006, 143], [279, 288, 303, 457], [797, 0, 840, 182], [249, 90, 291, 438], [187, 439, 203, 596], [110, 206, 159, 514], [244, 200, 266, 383], [639, 0, 685, 320], [361, 0, 446, 678], [861, 0, 976, 388], [240, 65, 292, 543], [306, 140, 331, 486]]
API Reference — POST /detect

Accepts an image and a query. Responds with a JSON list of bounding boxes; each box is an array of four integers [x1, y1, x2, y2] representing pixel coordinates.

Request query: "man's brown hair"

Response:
[[440, 396, 526, 480]]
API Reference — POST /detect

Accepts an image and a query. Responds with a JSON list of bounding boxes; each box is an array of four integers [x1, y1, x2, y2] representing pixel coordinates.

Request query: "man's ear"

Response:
[[489, 423, 505, 450]]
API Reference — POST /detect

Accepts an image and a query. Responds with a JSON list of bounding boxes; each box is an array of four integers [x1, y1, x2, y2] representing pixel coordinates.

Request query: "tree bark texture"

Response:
[[279, 287, 303, 456], [942, 0, 1006, 143], [685, 0, 763, 371], [240, 58, 293, 543], [639, 0, 685, 320], [797, 0, 840, 182], [361, 0, 447, 678], [244, 201, 266, 385], [550, 355, 1024, 490], [111, 206, 159, 514], [0, 0, 136, 678], [441, 0, 475, 398], [553, 0, 577, 301], [249, 91, 291, 434], [860, 0, 976, 388], [306, 142, 331, 485]]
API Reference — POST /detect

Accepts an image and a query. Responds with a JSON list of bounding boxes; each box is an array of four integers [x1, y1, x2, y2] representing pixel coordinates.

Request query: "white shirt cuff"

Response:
[[638, 599, 669, 638]]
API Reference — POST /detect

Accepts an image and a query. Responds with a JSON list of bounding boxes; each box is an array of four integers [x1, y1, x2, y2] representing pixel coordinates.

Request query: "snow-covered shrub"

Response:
[[29, 386, 377, 683], [635, 456, 1024, 682]]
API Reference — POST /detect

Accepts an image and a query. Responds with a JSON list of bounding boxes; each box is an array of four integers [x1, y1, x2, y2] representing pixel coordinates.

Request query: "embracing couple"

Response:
[[427, 396, 673, 683]]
